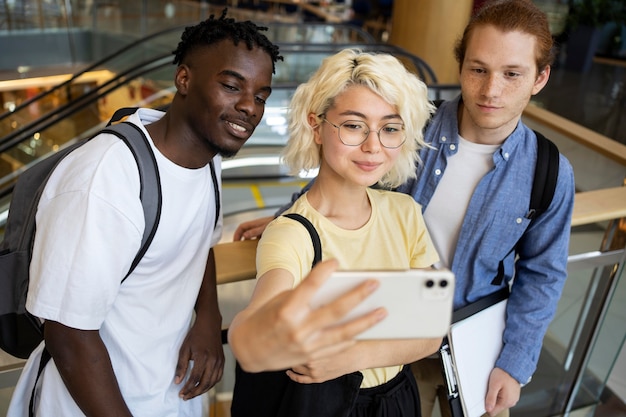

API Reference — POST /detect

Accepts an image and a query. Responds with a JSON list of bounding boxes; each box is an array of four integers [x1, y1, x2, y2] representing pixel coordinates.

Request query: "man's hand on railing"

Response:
[[233, 216, 274, 241]]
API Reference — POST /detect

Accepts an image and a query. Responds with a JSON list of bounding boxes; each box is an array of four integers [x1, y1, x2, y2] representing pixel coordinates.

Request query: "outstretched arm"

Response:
[[45, 321, 133, 417], [228, 259, 386, 372]]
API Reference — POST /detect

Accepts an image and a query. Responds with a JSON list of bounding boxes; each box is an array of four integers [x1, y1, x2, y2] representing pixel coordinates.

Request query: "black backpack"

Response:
[[0, 108, 163, 359]]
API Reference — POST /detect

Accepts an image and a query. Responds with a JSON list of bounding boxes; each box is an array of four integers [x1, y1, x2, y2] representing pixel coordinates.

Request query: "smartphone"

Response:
[[309, 269, 455, 339]]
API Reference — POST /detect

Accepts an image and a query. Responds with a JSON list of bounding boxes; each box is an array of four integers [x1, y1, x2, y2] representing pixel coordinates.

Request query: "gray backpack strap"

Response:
[[101, 122, 162, 281]]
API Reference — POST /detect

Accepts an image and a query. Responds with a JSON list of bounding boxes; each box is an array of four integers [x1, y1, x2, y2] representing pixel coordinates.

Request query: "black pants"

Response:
[[351, 365, 421, 417], [231, 364, 420, 417]]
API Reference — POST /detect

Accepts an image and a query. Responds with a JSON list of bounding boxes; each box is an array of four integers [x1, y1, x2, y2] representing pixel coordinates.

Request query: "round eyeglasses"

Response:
[[321, 118, 406, 149]]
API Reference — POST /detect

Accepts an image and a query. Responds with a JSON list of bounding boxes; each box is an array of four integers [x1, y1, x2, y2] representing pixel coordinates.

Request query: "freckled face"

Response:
[[176, 40, 274, 157], [459, 25, 549, 143], [313, 85, 403, 187]]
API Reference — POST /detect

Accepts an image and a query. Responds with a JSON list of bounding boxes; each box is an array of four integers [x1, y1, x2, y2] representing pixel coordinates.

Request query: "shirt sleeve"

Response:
[[255, 215, 315, 287], [496, 155, 575, 383]]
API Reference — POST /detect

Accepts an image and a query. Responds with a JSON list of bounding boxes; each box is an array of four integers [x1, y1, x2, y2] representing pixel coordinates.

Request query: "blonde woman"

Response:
[[229, 49, 439, 417]]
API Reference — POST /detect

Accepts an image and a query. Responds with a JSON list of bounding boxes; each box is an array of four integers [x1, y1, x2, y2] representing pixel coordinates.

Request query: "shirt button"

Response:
[[435, 169, 442, 176], [441, 136, 447, 142], [516, 218, 523, 224], [450, 144, 456, 151], [504, 152, 510, 160]]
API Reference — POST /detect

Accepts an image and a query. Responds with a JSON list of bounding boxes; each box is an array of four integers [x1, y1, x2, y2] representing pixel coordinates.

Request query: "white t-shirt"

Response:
[[424, 135, 498, 268], [8, 108, 222, 417]]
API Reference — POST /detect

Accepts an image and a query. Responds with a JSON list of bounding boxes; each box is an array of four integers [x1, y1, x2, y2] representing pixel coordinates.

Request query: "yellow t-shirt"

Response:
[[256, 188, 439, 388]]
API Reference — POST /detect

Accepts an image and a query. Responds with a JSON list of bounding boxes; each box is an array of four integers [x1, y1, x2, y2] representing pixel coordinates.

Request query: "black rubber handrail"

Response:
[[0, 53, 174, 155], [278, 42, 439, 85], [0, 24, 188, 124]]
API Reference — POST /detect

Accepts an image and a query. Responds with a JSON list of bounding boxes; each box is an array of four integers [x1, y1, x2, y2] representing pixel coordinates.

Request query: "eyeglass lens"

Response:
[[338, 120, 405, 148]]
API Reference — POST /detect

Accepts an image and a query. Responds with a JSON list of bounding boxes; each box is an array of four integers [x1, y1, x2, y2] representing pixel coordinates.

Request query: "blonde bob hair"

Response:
[[282, 48, 434, 188]]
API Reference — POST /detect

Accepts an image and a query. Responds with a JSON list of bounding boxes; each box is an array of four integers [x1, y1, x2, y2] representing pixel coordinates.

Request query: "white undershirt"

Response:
[[424, 135, 499, 268]]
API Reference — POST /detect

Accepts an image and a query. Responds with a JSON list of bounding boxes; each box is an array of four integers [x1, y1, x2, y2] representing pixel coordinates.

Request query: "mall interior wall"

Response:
[[389, 0, 473, 85]]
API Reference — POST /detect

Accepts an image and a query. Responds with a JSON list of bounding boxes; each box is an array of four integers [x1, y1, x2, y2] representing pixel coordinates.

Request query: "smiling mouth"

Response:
[[228, 121, 247, 133], [356, 162, 382, 171]]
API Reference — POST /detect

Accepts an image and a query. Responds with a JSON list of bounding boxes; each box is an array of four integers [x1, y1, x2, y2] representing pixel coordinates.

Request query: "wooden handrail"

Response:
[[214, 187, 626, 285], [571, 186, 626, 227], [215, 239, 258, 285], [523, 104, 626, 166]]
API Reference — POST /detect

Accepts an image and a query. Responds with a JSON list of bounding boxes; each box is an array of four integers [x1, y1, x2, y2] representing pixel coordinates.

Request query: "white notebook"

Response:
[[448, 298, 507, 417]]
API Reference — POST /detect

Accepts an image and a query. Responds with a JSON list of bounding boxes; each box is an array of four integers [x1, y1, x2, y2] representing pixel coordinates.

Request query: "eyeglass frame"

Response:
[[319, 116, 407, 149]]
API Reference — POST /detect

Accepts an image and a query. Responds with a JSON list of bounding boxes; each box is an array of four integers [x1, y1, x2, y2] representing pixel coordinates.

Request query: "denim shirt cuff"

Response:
[[495, 343, 535, 384]]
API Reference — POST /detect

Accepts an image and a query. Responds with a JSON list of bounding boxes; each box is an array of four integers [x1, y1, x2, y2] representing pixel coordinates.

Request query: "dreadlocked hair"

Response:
[[172, 9, 283, 73]]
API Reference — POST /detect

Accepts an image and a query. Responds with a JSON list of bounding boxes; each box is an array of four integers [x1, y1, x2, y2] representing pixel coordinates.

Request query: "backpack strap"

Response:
[[107, 107, 142, 125], [528, 130, 559, 220], [452, 286, 510, 323], [28, 347, 51, 417], [491, 130, 560, 286], [101, 122, 162, 282], [209, 159, 220, 229], [282, 213, 322, 268]]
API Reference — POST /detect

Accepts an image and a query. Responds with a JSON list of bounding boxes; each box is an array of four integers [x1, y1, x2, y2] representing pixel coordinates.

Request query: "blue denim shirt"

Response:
[[396, 96, 575, 383]]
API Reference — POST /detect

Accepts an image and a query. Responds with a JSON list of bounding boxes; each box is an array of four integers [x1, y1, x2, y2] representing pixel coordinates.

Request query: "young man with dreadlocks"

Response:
[[7, 10, 281, 417]]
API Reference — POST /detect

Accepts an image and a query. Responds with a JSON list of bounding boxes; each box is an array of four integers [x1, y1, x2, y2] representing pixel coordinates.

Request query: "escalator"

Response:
[[0, 24, 189, 138]]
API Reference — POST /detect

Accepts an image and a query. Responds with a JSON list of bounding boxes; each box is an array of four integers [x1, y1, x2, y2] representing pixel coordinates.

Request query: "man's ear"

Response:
[[532, 65, 551, 95], [175, 64, 190, 95]]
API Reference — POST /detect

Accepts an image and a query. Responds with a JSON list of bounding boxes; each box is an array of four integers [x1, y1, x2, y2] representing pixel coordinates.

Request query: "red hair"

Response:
[[455, 0, 555, 75]]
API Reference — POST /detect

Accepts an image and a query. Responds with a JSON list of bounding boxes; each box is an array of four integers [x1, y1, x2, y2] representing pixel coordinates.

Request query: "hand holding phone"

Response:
[[309, 269, 455, 339]]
